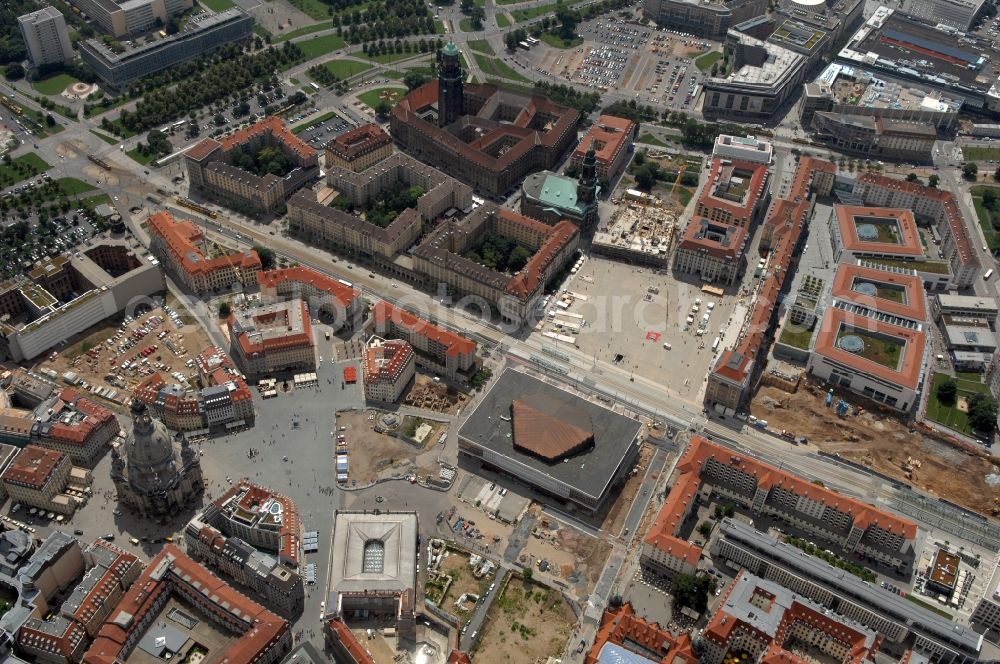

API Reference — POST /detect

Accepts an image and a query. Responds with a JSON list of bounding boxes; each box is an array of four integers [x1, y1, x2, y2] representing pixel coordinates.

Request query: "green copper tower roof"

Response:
[[443, 41, 459, 56]]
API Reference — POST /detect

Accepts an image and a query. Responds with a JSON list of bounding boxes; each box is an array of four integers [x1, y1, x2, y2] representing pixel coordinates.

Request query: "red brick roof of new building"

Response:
[[373, 300, 476, 358], [41, 388, 118, 449], [326, 619, 375, 664], [572, 115, 635, 167], [2, 445, 64, 489], [220, 116, 316, 163], [709, 157, 836, 389], [584, 602, 698, 664], [148, 211, 261, 278], [835, 205, 923, 257], [678, 217, 748, 259], [364, 340, 413, 385], [830, 263, 927, 322], [326, 123, 391, 161], [229, 299, 313, 355], [83, 545, 288, 664], [257, 266, 359, 308], [644, 437, 917, 563]]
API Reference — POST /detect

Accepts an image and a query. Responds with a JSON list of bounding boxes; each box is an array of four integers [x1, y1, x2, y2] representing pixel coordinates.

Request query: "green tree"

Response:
[[214, 113, 226, 126], [994, 165, 1000, 182], [471, 5, 485, 29], [937, 378, 958, 406], [554, 0, 580, 40], [697, 521, 713, 538], [928, 174, 940, 188], [963, 162, 979, 180], [253, 244, 276, 270], [166, 16, 180, 34], [403, 71, 429, 90], [906, 172, 919, 183], [218, 301, 232, 318], [672, 574, 716, 613], [522, 566, 533, 580], [44, 113, 55, 127], [374, 99, 392, 117], [4, 63, 24, 81], [968, 393, 998, 434], [633, 164, 657, 191]]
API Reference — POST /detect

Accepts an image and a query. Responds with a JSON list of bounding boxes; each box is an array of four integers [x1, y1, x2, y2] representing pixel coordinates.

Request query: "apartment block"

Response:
[[1, 446, 75, 515], [372, 301, 477, 381], [227, 299, 315, 378], [18, 6, 73, 69], [324, 123, 393, 172], [257, 267, 361, 333], [363, 339, 415, 403]]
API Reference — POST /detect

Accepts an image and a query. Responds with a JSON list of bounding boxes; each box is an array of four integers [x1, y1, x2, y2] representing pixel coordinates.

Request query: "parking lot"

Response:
[[34, 302, 214, 408], [519, 16, 717, 111], [292, 108, 360, 152]]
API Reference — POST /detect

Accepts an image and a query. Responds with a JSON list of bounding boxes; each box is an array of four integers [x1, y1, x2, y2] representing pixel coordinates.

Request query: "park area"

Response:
[[971, 185, 1000, 252], [925, 372, 994, 436], [473, 574, 576, 662], [357, 87, 406, 111]]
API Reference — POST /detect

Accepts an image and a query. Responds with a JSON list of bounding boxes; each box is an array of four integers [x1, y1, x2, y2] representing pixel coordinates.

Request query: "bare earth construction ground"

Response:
[[473, 574, 576, 663]]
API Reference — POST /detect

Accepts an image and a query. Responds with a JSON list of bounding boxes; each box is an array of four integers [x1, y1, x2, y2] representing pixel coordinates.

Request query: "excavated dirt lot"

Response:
[[474, 576, 576, 664], [751, 382, 1000, 516]]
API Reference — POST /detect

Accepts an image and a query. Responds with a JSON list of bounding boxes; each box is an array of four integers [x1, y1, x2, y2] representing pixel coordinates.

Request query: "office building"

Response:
[[18, 6, 73, 69], [712, 519, 982, 663], [642, 435, 917, 581], [324, 123, 392, 172], [257, 266, 361, 333], [458, 369, 642, 512], [704, 157, 837, 413], [185, 116, 319, 213], [702, 571, 883, 664], [363, 338, 415, 403], [372, 301, 477, 382], [133, 345, 255, 433], [200, 478, 302, 568], [184, 520, 304, 617], [79, 8, 252, 87], [413, 207, 579, 325], [111, 400, 204, 518], [390, 43, 579, 198], [67, 0, 191, 37], [713, 134, 773, 164], [852, 173, 979, 289], [147, 211, 261, 294], [673, 219, 748, 286], [584, 600, 698, 664], [326, 511, 418, 639], [570, 115, 636, 180], [971, 562, 1000, 640], [933, 294, 998, 325], [82, 545, 291, 664], [0, 241, 164, 363], [17, 388, 121, 466], [1, 446, 79, 516], [227, 298, 315, 378], [643, 0, 766, 37], [811, 114, 938, 163], [897, 0, 984, 34]]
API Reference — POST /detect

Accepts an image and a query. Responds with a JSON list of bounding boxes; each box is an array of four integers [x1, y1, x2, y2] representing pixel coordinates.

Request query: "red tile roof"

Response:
[[148, 211, 261, 278], [584, 602, 698, 664], [185, 137, 222, 162], [326, 619, 375, 663], [83, 545, 288, 664], [678, 217, 748, 259], [257, 266, 359, 309], [835, 205, 922, 257], [364, 340, 414, 385], [709, 157, 836, 389], [696, 158, 770, 227], [229, 299, 314, 355], [220, 116, 316, 164], [503, 213, 577, 300], [644, 436, 917, 563], [325, 123, 391, 161], [373, 301, 477, 358], [572, 115, 635, 166], [830, 263, 927, 322], [2, 445, 65, 490]]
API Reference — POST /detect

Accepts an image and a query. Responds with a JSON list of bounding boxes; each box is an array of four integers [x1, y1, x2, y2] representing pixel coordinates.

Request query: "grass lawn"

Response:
[[198, 0, 235, 10], [297, 34, 347, 60], [126, 148, 159, 166], [957, 370, 983, 382], [694, 50, 723, 71], [252, 24, 272, 39], [472, 53, 530, 82], [80, 193, 112, 208], [496, 13, 511, 27], [866, 257, 950, 274], [436, 19, 446, 34], [497, 0, 522, 5], [323, 59, 372, 78], [54, 178, 96, 195], [459, 18, 476, 32], [468, 39, 494, 55], [274, 23, 329, 42], [963, 146, 1000, 162], [0, 153, 50, 186], [31, 73, 79, 96], [972, 196, 1000, 252], [371, 50, 417, 64], [383, 70, 405, 79], [83, 93, 130, 117], [540, 33, 583, 48], [357, 87, 406, 110], [927, 373, 990, 434], [89, 129, 119, 145], [513, 3, 556, 20], [286, 0, 333, 20], [292, 111, 337, 134], [638, 132, 667, 147], [925, 372, 992, 435]]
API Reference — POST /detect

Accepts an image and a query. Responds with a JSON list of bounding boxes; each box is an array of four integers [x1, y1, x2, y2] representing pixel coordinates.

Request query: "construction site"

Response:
[[592, 202, 678, 267], [402, 374, 468, 414], [750, 379, 1000, 517]]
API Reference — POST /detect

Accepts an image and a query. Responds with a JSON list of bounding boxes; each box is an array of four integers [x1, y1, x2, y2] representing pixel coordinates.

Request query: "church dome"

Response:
[[121, 400, 183, 493]]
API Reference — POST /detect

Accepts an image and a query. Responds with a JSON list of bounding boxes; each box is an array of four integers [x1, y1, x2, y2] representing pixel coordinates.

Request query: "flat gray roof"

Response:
[[328, 511, 416, 597], [457, 370, 641, 502]]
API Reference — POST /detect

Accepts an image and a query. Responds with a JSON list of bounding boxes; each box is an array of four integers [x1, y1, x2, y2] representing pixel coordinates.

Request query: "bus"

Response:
[[986, 269, 994, 280], [526, 37, 540, 45], [309, 82, 320, 91], [519, 41, 531, 49]]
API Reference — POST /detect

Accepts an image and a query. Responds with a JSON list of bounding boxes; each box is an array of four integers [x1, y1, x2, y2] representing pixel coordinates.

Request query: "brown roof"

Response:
[[573, 115, 636, 166], [511, 395, 593, 461], [326, 123, 391, 161], [2, 445, 65, 489]]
